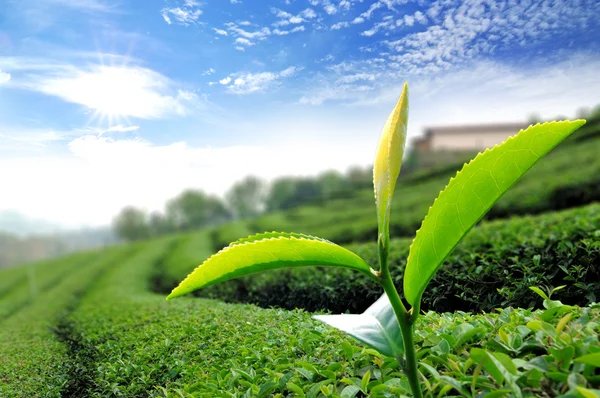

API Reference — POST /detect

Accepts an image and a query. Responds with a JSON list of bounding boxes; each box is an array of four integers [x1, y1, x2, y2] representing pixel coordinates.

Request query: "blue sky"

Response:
[[0, 0, 599, 228]]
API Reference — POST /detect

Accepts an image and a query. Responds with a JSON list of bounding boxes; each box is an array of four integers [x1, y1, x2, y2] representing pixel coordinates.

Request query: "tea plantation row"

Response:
[[1, 231, 598, 396], [155, 203, 600, 316], [210, 128, 600, 248]]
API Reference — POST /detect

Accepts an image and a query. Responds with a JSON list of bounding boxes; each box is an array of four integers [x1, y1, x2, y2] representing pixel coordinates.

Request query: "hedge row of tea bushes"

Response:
[[208, 131, 600, 247], [0, 250, 103, 321], [0, 245, 134, 397], [32, 230, 599, 396], [158, 203, 600, 316]]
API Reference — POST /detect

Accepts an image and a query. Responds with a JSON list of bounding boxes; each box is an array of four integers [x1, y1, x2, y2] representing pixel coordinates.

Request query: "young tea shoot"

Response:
[[166, 82, 586, 397]]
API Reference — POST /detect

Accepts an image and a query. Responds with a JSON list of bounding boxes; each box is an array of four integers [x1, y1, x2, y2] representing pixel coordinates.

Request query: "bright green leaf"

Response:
[[167, 232, 373, 299], [529, 286, 549, 301], [361, 370, 371, 393], [438, 375, 472, 398], [574, 353, 600, 367], [576, 387, 600, 398], [314, 294, 404, 357], [404, 120, 586, 308], [373, 82, 408, 242], [340, 385, 361, 398]]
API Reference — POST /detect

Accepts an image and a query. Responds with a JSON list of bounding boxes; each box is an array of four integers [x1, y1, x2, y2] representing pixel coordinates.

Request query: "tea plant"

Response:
[[167, 83, 586, 397]]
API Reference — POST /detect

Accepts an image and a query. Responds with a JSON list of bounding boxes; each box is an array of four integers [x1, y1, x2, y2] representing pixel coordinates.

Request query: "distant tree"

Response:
[[266, 177, 298, 211], [288, 178, 322, 208], [204, 195, 232, 226], [167, 190, 231, 231], [346, 165, 372, 189], [527, 112, 542, 124], [226, 176, 267, 219], [148, 212, 175, 236], [112, 207, 150, 242], [316, 170, 350, 200]]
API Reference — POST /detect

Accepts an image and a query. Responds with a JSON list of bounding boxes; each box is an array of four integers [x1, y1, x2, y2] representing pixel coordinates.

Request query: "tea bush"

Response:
[[0, 246, 134, 397], [28, 232, 599, 397], [160, 203, 600, 315]]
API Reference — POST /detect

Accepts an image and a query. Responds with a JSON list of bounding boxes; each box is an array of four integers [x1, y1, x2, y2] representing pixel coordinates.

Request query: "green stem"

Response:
[[380, 270, 423, 398]]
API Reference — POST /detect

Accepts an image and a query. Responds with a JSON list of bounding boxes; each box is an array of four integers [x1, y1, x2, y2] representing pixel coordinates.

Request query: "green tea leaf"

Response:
[[361, 370, 371, 393], [576, 387, 600, 398], [314, 294, 404, 357], [373, 82, 408, 242], [574, 353, 600, 367], [529, 286, 549, 301], [167, 232, 372, 299], [404, 120, 586, 308]]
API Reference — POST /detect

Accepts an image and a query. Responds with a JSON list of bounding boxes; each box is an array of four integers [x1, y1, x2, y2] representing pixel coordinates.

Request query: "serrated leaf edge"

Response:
[[405, 120, 586, 307], [230, 231, 331, 247]]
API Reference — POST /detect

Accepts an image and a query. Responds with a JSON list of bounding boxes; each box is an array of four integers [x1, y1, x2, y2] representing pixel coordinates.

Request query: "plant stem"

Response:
[[380, 272, 423, 398]]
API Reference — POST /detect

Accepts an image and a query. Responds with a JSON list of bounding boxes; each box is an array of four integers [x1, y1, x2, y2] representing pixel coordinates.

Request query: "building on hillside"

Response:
[[411, 122, 530, 168]]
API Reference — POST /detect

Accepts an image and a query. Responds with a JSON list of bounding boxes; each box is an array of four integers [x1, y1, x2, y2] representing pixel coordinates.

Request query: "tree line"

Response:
[[112, 165, 374, 242]]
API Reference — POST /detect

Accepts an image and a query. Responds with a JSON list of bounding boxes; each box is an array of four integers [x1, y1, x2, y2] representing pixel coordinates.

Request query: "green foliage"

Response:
[[167, 189, 231, 231], [167, 232, 374, 300], [225, 176, 267, 219], [0, 246, 134, 397], [2, 235, 592, 396], [156, 203, 600, 315], [405, 120, 586, 309], [113, 206, 151, 241], [165, 84, 587, 398], [0, 250, 102, 321]]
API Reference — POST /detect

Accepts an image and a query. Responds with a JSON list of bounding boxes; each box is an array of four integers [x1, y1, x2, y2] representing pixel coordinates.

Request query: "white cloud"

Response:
[[331, 21, 349, 30], [0, 126, 382, 226], [0, 127, 66, 149], [226, 23, 271, 40], [161, 0, 202, 26], [223, 66, 302, 94], [336, 73, 376, 83], [235, 37, 254, 46], [5, 59, 205, 119], [202, 67, 215, 75], [291, 26, 305, 33], [362, 0, 600, 73], [230, 0, 241, 3], [271, 7, 317, 29], [219, 77, 232, 84], [272, 8, 293, 18], [0, 70, 10, 84], [101, 124, 140, 134], [300, 8, 317, 19], [323, 3, 337, 14], [213, 28, 228, 36]]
